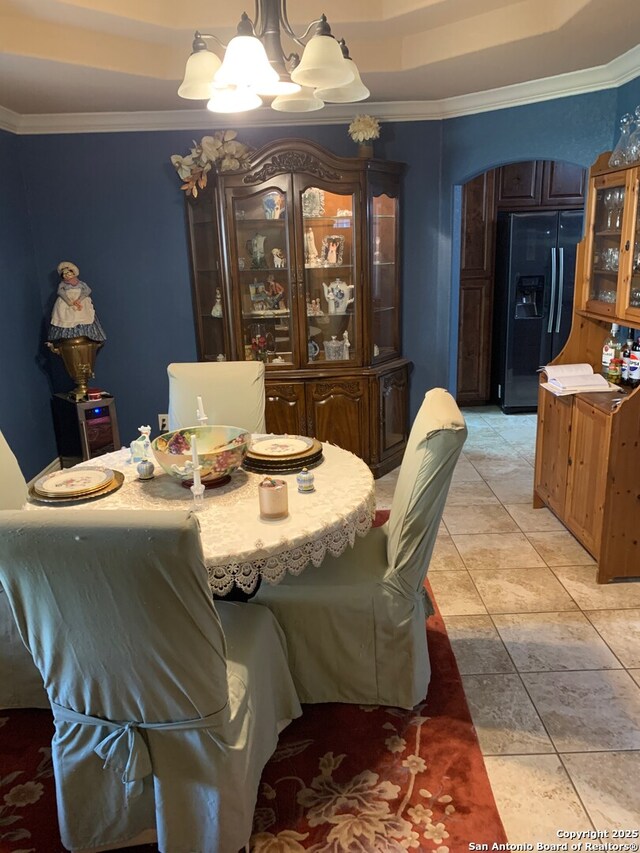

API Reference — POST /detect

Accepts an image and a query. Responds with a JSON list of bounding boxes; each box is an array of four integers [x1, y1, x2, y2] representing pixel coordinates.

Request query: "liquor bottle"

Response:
[[628, 336, 640, 389], [621, 335, 635, 385], [601, 323, 621, 378]]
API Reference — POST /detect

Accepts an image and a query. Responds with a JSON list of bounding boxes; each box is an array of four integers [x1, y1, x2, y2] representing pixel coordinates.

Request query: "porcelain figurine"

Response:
[[305, 227, 319, 265], [211, 288, 223, 317], [131, 425, 152, 463], [342, 330, 351, 359], [272, 248, 286, 268]]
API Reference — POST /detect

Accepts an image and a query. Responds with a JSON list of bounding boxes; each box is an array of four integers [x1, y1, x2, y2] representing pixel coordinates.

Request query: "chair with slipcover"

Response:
[[0, 428, 49, 709], [0, 508, 301, 853], [254, 387, 467, 709], [167, 361, 266, 433]]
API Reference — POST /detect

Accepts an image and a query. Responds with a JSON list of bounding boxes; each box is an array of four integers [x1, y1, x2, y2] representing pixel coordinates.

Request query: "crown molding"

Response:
[[4, 44, 640, 135]]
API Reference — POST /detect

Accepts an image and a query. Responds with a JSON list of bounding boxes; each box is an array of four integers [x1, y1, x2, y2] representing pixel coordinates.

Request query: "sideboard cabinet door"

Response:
[[306, 378, 369, 459], [265, 381, 307, 436], [534, 389, 572, 515]]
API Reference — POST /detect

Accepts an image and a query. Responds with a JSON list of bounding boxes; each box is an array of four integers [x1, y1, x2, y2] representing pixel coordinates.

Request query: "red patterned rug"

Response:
[[0, 510, 506, 853]]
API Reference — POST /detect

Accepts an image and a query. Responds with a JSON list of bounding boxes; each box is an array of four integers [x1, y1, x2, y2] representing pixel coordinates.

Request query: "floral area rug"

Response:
[[0, 510, 506, 853]]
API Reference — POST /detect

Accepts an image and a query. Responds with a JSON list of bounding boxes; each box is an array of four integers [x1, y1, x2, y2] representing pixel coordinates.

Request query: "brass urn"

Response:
[[46, 336, 103, 402]]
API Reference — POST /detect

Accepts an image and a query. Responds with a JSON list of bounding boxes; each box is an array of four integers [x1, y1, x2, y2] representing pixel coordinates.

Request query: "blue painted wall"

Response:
[[3, 77, 638, 477], [0, 130, 57, 479]]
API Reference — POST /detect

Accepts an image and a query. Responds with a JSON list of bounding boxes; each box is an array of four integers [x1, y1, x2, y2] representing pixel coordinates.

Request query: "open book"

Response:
[[540, 363, 618, 396]]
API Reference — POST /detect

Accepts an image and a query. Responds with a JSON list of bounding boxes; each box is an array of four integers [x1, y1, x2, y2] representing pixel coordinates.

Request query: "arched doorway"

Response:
[[456, 160, 586, 409]]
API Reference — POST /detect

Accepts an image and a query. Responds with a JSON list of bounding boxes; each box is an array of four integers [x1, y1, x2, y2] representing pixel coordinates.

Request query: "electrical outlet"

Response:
[[158, 413, 169, 432]]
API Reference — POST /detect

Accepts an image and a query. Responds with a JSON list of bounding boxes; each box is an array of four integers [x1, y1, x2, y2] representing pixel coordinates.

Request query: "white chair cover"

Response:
[[255, 388, 467, 709], [167, 361, 266, 433], [0, 428, 49, 709], [0, 509, 301, 853]]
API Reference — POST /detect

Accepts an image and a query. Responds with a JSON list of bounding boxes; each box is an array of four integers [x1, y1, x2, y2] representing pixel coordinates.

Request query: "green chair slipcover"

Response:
[[254, 388, 467, 709], [0, 509, 301, 853], [167, 361, 266, 433], [0, 428, 49, 709]]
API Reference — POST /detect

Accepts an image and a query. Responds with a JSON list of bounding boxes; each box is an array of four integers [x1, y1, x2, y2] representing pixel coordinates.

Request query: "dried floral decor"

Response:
[[170, 131, 253, 197]]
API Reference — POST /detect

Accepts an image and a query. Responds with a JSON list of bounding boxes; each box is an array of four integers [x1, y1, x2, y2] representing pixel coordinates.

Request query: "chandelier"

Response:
[[178, 0, 369, 113]]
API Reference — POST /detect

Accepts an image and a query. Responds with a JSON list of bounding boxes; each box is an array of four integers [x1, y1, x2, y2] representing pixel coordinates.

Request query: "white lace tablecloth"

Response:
[[27, 444, 376, 595]]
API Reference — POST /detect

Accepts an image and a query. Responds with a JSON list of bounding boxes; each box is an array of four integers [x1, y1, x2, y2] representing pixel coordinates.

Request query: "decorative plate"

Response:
[[250, 436, 314, 458], [29, 470, 124, 504], [34, 466, 114, 498]]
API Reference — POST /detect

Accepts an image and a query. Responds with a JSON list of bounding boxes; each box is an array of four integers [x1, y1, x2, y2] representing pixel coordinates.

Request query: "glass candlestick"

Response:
[[190, 482, 205, 511]]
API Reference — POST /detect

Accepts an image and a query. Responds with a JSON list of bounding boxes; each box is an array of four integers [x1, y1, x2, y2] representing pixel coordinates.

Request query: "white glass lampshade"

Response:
[[207, 86, 262, 113], [290, 34, 354, 89], [255, 78, 301, 97], [315, 58, 369, 103], [271, 86, 324, 112], [178, 49, 222, 100], [214, 35, 279, 89]]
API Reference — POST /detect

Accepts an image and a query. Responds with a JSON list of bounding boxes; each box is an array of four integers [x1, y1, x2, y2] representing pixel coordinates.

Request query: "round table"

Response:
[[28, 444, 376, 596]]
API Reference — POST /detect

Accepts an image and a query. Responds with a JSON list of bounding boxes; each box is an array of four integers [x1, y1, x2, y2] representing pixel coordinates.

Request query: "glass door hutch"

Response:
[[185, 139, 410, 477]]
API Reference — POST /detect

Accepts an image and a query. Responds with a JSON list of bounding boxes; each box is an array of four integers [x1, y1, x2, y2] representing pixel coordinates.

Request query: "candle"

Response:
[[191, 433, 201, 488], [196, 395, 208, 423], [258, 477, 288, 519]]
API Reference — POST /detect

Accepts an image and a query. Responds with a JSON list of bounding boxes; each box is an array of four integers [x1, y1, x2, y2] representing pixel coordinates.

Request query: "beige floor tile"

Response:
[[562, 751, 640, 831], [471, 568, 579, 614], [451, 456, 483, 483], [470, 456, 535, 479], [585, 609, 640, 668], [522, 670, 640, 751], [444, 615, 515, 674], [445, 480, 499, 505], [504, 503, 564, 533], [552, 565, 640, 610], [526, 531, 596, 566], [428, 535, 465, 572], [452, 532, 546, 570], [486, 474, 535, 504], [484, 754, 593, 844], [493, 611, 621, 671], [427, 571, 487, 616], [462, 673, 554, 754], [629, 670, 640, 688], [443, 504, 519, 535]]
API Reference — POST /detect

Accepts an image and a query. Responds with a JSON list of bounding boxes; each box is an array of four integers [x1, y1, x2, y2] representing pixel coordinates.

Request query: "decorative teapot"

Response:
[[322, 279, 354, 315]]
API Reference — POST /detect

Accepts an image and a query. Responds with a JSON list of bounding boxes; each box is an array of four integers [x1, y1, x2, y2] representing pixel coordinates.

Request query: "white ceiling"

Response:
[[0, 0, 639, 124]]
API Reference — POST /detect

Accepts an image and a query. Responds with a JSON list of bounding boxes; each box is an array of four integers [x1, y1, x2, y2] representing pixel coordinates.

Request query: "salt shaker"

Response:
[[296, 467, 315, 493]]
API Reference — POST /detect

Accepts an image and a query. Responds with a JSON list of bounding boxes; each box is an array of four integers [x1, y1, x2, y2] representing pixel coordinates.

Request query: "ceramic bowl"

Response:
[[151, 425, 250, 484]]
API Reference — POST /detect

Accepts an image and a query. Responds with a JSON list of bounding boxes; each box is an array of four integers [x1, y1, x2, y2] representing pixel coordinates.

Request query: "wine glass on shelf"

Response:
[[613, 188, 625, 229], [603, 189, 615, 230]]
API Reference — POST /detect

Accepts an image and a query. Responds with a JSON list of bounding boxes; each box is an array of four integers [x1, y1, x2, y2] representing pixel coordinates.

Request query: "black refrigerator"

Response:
[[494, 210, 583, 412]]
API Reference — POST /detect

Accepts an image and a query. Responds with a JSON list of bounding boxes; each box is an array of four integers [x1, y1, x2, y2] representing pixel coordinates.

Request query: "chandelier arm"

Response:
[[278, 0, 320, 47], [196, 31, 229, 51]]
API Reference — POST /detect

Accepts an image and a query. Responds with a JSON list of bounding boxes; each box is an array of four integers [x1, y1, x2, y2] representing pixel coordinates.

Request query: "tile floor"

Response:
[[375, 406, 640, 844]]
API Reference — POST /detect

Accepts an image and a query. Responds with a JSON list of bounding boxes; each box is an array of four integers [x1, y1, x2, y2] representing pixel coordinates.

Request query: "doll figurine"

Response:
[[48, 261, 106, 342]]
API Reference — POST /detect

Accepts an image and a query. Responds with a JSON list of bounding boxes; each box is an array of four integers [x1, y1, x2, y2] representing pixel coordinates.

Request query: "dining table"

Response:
[[26, 442, 376, 596]]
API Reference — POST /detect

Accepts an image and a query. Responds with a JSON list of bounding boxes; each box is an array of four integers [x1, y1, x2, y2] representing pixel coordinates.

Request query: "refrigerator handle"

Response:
[[548, 247, 557, 333], [555, 247, 564, 333]]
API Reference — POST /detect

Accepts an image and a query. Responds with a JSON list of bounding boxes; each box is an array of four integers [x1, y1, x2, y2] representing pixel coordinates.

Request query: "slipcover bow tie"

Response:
[[52, 701, 229, 801]]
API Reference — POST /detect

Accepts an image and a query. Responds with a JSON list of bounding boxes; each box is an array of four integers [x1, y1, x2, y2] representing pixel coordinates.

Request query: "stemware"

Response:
[[625, 106, 640, 164], [603, 189, 615, 229], [609, 113, 634, 167], [613, 188, 625, 229]]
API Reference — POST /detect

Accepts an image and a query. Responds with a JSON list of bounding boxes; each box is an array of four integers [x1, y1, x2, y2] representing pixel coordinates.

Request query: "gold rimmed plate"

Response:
[[34, 466, 114, 498], [249, 436, 316, 459], [29, 470, 124, 504]]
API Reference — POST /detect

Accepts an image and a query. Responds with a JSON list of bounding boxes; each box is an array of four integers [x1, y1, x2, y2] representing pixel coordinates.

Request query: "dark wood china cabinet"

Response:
[[184, 139, 410, 477]]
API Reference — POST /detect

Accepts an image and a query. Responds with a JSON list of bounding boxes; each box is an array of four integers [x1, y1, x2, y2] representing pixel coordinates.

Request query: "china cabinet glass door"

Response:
[[187, 200, 227, 361], [297, 181, 361, 367], [586, 174, 627, 316], [622, 171, 640, 319], [371, 189, 400, 362], [226, 182, 296, 366]]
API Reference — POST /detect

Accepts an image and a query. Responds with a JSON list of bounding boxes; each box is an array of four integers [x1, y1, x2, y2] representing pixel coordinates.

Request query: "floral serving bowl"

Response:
[[151, 425, 250, 485]]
